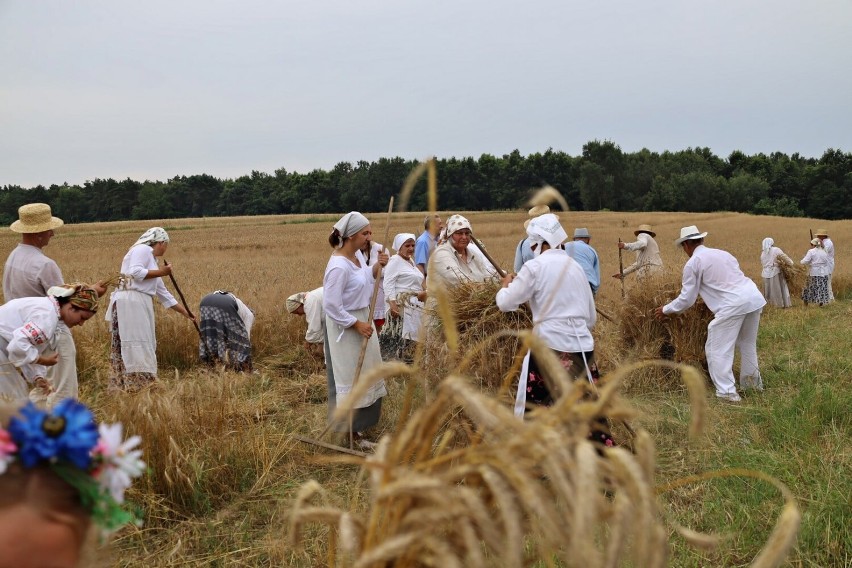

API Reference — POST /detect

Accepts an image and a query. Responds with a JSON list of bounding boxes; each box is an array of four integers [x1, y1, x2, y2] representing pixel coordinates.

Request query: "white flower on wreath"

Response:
[[93, 423, 145, 503]]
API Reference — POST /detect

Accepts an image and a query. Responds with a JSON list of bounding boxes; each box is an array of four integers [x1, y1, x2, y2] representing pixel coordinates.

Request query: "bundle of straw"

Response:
[[422, 280, 531, 391], [616, 273, 713, 389], [778, 261, 807, 299]]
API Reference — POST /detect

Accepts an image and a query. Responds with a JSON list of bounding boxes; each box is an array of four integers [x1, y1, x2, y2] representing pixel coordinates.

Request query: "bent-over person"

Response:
[[614, 224, 663, 281], [655, 226, 766, 402], [198, 291, 254, 371]]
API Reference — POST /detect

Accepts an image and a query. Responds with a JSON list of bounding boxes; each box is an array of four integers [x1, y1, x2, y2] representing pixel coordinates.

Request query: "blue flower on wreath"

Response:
[[8, 400, 99, 469]]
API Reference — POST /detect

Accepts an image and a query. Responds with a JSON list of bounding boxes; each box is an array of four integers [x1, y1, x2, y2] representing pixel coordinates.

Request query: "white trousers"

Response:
[[705, 308, 762, 396], [30, 328, 77, 409]]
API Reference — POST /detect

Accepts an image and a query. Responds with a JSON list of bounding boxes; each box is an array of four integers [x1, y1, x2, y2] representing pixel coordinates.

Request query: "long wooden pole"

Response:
[[617, 237, 626, 299], [346, 197, 394, 449], [163, 260, 201, 337]]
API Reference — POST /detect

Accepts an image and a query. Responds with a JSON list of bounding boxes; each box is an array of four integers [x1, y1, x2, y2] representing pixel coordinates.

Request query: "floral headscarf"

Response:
[[47, 283, 100, 313], [133, 227, 169, 247], [441, 215, 472, 242], [286, 292, 307, 314]]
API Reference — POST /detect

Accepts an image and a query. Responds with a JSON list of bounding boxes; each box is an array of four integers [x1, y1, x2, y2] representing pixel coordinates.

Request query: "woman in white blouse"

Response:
[[323, 212, 388, 448], [106, 227, 196, 392], [760, 237, 793, 308], [800, 238, 831, 307], [0, 283, 99, 403], [383, 233, 427, 359]]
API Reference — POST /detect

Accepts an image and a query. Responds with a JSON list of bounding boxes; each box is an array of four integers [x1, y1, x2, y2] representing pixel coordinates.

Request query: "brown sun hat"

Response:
[[634, 224, 656, 237], [815, 228, 829, 237], [10, 203, 64, 234]]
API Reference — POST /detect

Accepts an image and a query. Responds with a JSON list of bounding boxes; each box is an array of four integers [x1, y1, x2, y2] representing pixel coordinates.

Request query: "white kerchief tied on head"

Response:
[[526, 213, 567, 256], [332, 212, 370, 247], [133, 227, 170, 247], [444, 215, 471, 237], [392, 233, 416, 252], [762, 237, 774, 252]]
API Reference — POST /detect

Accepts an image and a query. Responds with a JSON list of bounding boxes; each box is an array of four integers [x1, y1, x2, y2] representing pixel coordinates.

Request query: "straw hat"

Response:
[[674, 225, 708, 246], [527, 205, 550, 218], [634, 224, 656, 237], [815, 228, 829, 237], [573, 228, 591, 239], [10, 203, 64, 234]]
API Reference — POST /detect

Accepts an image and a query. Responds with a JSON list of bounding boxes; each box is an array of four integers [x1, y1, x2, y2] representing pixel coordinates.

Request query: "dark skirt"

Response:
[[199, 292, 252, 372], [526, 349, 614, 448]]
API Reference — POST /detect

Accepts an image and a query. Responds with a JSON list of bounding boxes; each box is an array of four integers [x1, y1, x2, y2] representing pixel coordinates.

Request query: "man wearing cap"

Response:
[[513, 205, 550, 273], [613, 224, 662, 280], [286, 287, 325, 357], [414, 215, 443, 276], [815, 229, 835, 300], [563, 228, 601, 296], [3, 203, 106, 408], [654, 226, 766, 402]]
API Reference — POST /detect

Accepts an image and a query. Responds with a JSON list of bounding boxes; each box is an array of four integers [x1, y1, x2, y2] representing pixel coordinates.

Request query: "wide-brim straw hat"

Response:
[[815, 228, 829, 237], [634, 224, 656, 237], [10, 203, 64, 234], [674, 225, 708, 246], [527, 205, 551, 218]]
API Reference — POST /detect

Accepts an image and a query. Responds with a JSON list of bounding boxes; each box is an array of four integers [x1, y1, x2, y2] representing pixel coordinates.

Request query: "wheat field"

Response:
[[2, 210, 848, 566]]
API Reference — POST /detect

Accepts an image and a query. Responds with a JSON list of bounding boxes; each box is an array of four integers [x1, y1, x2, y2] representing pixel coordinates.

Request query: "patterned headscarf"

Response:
[[441, 215, 472, 241], [392, 233, 416, 253], [133, 227, 170, 247], [527, 213, 568, 253], [286, 292, 307, 314], [47, 283, 100, 313], [332, 212, 370, 247]]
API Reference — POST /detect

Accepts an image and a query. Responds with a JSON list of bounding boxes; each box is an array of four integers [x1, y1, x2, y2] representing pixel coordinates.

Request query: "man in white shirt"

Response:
[[3, 203, 106, 407], [613, 224, 663, 280], [816, 229, 835, 300], [654, 225, 766, 402]]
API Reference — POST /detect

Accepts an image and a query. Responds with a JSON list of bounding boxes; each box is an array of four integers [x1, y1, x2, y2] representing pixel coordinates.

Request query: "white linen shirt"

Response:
[[118, 245, 178, 308], [323, 252, 374, 329], [496, 249, 596, 353], [664, 246, 766, 317], [383, 255, 425, 302], [303, 287, 325, 344], [3, 244, 64, 300], [760, 246, 793, 278], [801, 248, 830, 277], [622, 233, 663, 276], [821, 238, 835, 272], [427, 242, 496, 289], [0, 296, 61, 382]]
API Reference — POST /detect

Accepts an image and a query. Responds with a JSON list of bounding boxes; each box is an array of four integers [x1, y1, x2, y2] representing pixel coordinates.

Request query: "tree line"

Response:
[[2, 141, 851, 224]]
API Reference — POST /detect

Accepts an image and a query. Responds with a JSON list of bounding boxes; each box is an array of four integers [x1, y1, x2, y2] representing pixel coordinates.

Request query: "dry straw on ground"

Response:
[[290, 351, 800, 568]]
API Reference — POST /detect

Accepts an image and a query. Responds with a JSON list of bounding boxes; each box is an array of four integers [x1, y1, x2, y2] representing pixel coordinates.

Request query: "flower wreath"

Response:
[[0, 399, 145, 534]]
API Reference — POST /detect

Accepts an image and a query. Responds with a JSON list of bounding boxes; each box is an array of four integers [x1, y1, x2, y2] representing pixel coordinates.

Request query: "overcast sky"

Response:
[[1, 0, 850, 187]]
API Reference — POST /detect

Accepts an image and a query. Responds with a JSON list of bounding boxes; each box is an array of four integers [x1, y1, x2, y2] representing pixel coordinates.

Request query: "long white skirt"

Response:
[[106, 289, 158, 375], [325, 307, 387, 412]]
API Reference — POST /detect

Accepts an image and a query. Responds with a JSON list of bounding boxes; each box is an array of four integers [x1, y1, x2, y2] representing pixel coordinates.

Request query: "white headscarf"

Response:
[[760, 237, 775, 266], [526, 213, 567, 256], [392, 233, 416, 253], [133, 227, 170, 247], [332, 212, 370, 248]]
